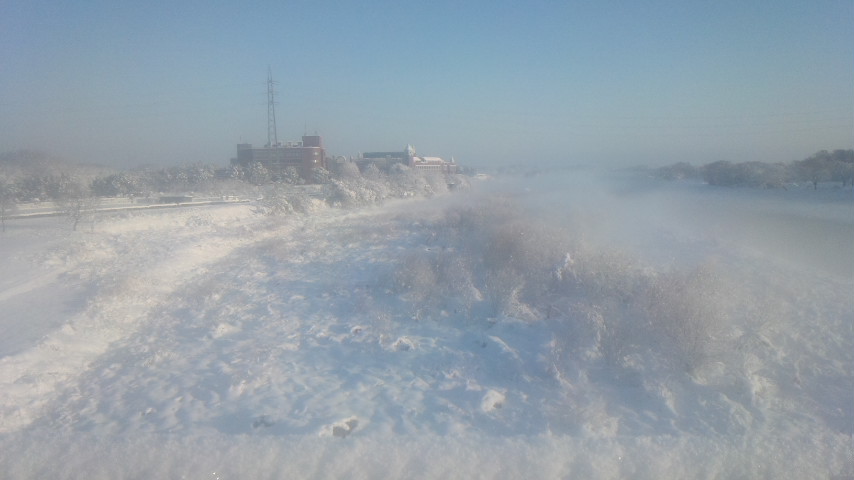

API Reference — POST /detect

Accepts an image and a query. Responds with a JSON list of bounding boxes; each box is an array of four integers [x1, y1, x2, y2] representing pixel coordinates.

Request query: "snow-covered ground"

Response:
[[0, 171, 852, 479]]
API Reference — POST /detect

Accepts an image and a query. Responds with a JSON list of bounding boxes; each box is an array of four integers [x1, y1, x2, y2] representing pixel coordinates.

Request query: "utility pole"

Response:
[[267, 67, 279, 147]]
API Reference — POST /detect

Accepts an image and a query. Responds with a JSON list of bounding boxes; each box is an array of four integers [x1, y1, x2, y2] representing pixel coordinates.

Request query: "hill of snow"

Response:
[[0, 171, 852, 478]]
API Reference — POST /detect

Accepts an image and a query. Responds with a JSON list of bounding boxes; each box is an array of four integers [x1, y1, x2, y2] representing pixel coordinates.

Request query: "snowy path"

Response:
[[0, 205, 279, 432]]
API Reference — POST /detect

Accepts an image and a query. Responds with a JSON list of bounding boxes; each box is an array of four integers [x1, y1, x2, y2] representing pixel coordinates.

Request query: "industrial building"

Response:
[[357, 145, 458, 174], [232, 135, 326, 181]]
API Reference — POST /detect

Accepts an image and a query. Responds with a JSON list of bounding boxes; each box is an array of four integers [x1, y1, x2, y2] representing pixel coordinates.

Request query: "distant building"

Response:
[[357, 145, 457, 174], [231, 135, 327, 182], [412, 156, 458, 174]]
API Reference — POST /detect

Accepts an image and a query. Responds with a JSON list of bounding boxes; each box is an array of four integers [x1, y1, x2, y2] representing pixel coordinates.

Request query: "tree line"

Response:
[[0, 150, 243, 203], [0, 149, 470, 231], [654, 149, 854, 189], [0, 150, 260, 231]]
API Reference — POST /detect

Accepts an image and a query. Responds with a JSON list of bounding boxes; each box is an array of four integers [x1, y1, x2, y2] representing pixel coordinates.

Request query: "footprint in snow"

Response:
[[481, 390, 506, 413], [252, 415, 275, 429], [392, 337, 415, 351], [331, 418, 359, 438]]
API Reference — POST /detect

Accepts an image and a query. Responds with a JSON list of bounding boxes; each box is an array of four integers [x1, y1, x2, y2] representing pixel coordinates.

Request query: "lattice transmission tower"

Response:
[[267, 67, 279, 147]]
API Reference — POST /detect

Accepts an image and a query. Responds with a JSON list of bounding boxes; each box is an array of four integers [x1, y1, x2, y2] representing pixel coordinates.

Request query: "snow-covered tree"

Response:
[[794, 151, 833, 190], [247, 162, 270, 186], [280, 166, 304, 185], [311, 167, 332, 184], [257, 184, 317, 216], [58, 178, 99, 231], [0, 175, 18, 233]]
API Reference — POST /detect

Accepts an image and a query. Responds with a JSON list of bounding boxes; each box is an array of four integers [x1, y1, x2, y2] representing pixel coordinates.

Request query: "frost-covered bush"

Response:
[[548, 249, 648, 365], [436, 196, 572, 309], [390, 194, 576, 320], [321, 162, 465, 208], [550, 247, 733, 373], [311, 167, 332, 184], [387, 164, 431, 198], [246, 162, 271, 186], [430, 195, 517, 257], [434, 251, 482, 315], [256, 185, 319, 216], [638, 264, 731, 372], [388, 190, 736, 373], [390, 247, 483, 318], [483, 268, 533, 319], [555, 250, 645, 304], [336, 161, 361, 180], [550, 253, 736, 374], [277, 166, 304, 185], [423, 173, 450, 196], [392, 252, 439, 306], [326, 176, 389, 208]]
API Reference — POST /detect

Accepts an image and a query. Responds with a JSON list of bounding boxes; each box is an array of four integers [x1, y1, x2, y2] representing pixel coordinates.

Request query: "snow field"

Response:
[[0, 174, 852, 478]]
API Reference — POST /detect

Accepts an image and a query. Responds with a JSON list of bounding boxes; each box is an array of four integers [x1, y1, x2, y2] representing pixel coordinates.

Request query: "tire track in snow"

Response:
[[0, 206, 282, 433], [0, 269, 63, 304]]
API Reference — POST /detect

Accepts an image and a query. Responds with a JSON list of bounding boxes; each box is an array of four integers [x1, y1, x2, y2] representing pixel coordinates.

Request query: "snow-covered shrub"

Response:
[[482, 267, 535, 320], [336, 161, 361, 179], [361, 163, 384, 181], [392, 252, 439, 307], [548, 244, 734, 373], [387, 194, 579, 320], [388, 164, 430, 198], [311, 167, 332, 184], [389, 189, 736, 374], [326, 176, 389, 208], [548, 249, 647, 365], [256, 185, 319, 216], [0, 176, 17, 233], [322, 163, 464, 209], [434, 251, 482, 315], [435, 195, 574, 315], [638, 264, 731, 372], [550, 248, 734, 373], [423, 173, 450, 196], [555, 249, 645, 305], [277, 166, 305, 185], [246, 162, 270, 185]]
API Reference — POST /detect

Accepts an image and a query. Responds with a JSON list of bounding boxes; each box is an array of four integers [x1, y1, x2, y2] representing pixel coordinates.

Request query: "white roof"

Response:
[[417, 156, 445, 164]]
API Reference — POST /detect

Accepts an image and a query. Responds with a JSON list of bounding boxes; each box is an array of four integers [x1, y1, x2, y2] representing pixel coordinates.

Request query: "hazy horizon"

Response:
[[2, 1, 852, 169]]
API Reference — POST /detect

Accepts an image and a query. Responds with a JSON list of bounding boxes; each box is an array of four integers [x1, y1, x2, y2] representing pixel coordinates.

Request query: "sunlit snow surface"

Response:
[[1, 171, 852, 479]]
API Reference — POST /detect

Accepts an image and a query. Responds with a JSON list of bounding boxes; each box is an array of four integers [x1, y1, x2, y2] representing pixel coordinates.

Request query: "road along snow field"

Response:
[[0, 173, 852, 478]]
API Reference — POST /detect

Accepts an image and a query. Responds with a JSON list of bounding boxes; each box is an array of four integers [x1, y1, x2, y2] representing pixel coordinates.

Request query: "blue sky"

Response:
[[1, 0, 852, 168]]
